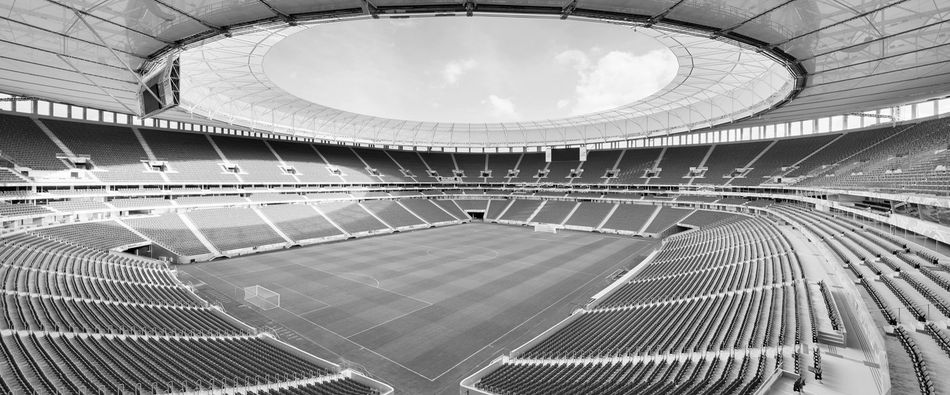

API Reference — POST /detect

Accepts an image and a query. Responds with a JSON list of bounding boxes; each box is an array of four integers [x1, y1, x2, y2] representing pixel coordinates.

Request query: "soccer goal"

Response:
[[534, 223, 558, 234], [244, 285, 280, 310]]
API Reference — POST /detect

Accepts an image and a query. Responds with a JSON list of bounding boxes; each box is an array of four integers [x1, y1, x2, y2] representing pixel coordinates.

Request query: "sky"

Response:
[[263, 17, 678, 124]]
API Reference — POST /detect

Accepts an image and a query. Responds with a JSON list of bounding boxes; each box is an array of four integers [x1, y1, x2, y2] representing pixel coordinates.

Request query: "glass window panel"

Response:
[[37, 101, 50, 116], [916, 102, 935, 118]]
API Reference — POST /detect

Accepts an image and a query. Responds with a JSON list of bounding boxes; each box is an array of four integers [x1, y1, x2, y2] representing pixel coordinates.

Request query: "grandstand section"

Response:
[[353, 148, 413, 183], [45, 120, 164, 182], [258, 204, 345, 243], [139, 129, 240, 183], [123, 213, 212, 258], [1, 2, 950, 394], [0, 114, 69, 171], [268, 141, 342, 184], [211, 136, 291, 183], [317, 146, 378, 184], [361, 200, 427, 229]]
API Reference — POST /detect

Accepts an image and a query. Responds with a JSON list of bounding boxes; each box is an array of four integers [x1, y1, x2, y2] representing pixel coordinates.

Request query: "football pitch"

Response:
[[180, 223, 655, 394]]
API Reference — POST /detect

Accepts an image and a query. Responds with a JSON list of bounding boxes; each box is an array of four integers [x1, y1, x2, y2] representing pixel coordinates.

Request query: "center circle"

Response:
[[262, 17, 678, 124]]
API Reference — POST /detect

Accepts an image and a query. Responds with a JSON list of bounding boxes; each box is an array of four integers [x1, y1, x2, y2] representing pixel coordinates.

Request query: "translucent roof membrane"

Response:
[[179, 16, 795, 148]]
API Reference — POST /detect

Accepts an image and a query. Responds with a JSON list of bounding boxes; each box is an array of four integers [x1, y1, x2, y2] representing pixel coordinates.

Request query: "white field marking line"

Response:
[[345, 303, 434, 339], [429, 241, 656, 381], [299, 304, 333, 316], [330, 272, 382, 288], [187, 265, 347, 359], [288, 262, 434, 307], [192, 265, 334, 309], [274, 304, 437, 381]]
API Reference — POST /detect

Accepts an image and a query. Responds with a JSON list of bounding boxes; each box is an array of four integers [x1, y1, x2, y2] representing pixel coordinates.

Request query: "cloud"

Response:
[[557, 48, 678, 116], [442, 59, 478, 85], [555, 49, 590, 71], [556, 99, 570, 109], [486, 94, 518, 118]]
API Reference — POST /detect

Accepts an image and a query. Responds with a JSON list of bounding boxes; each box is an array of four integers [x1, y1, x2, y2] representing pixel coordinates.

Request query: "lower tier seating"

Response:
[[186, 207, 286, 251]]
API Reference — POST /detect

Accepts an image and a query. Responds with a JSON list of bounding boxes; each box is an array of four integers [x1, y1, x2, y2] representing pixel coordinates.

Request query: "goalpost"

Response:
[[534, 223, 558, 234], [244, 285, 280, 311]]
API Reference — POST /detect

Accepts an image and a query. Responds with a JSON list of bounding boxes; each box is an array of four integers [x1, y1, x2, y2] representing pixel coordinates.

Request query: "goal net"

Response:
[[534, 223, 558, 234], [244, 285, 280, 311]]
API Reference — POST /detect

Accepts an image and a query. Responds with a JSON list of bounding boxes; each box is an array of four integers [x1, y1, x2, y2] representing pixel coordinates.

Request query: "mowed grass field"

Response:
[[180, 223, 654, 393]]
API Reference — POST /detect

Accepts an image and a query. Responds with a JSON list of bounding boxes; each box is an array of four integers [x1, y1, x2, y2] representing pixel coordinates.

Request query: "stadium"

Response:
[[0, 0, 948, 394]]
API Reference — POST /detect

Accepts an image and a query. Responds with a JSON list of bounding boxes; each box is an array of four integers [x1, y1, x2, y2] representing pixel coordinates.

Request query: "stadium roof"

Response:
[[3, 0, 949, 148]]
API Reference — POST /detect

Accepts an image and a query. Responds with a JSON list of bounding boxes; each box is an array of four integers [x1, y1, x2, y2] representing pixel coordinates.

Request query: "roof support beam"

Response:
[[72, 10, 162, 115], [57, 54, 139, 115], [560, 0, 578, 19]]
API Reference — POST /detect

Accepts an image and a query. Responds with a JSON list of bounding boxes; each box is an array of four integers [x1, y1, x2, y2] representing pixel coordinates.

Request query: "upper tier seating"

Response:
[[140, 129, 239, 183], [317, 146, 378, 184], [454, 153, 487, 181], [44, 120, 164, 182], [785, 126, 899, 178], [258, 204, 343, 241], [186, 207, 286, 251], [2, 114, 944, 196], [696, 141, 771, 185], [124, 213, 211, 256], [512, 153, 546, 182], [545, 160, 582, 181], [387, 151, 432, 181], [0, 114, 68, 170], [353, 148, 414, 182], [421, 153, 457, 179], [574, 150, 621, 184], [486, 153, 521, 182], [267, 141, 341, 184], [210, 136, 290, 183], [613, 149, 661, 184], [795, 118, 950, 194], [730, 134, 838, 186], [651, 146, 709, 185]]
